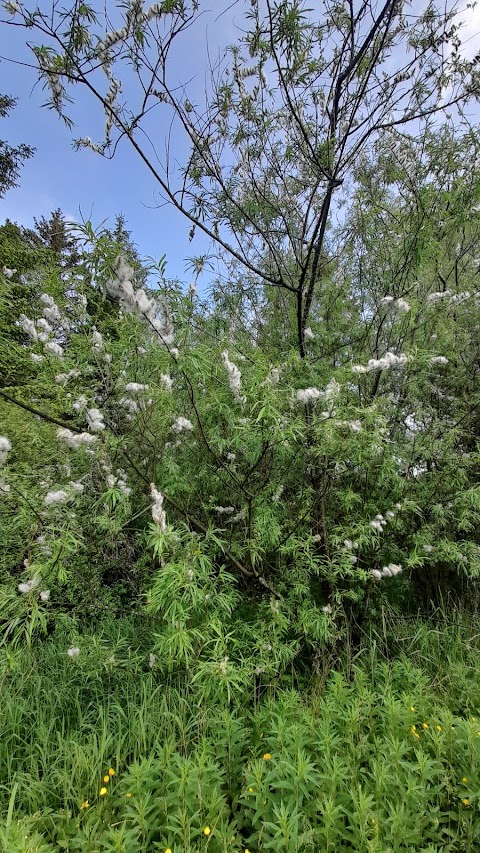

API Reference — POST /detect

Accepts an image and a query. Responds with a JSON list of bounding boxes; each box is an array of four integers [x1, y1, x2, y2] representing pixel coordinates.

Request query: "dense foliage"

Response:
[[0, 94, 34, 198], [1, 0, 480, 849]]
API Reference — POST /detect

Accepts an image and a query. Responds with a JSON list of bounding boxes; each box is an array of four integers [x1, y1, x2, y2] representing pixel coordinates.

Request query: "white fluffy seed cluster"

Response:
[[352, 352, 409, 374], [215, 506, 235, 514], [222, 350, 246, 404], [0, 438, 11, 494], [427, 290, 475, 306], [2, 265, 16, 278], [67, 646, 80, 658], [160, 374, 173, 392], [18, 576, 50, 602], [172, 416, 194, 433], [369, 503, 402, 533], [345, 420, 362, 432], [106, 256, 176, 352], [0, 436, 12, 468], [150, 483, 166, 531], [106, 468, 131, 496], [427, 290, 450, 303], [18, 575, 40, 594], [57, 428, 98, 449], [19, 293, 66, 358], [272, 484, 284, 502], [267, 367, 281, 386], [86, 408, 105, 432], [55, 369, 80, 385], [37, 52, 63, 111], [95, 0, 165, 61], [44, 481, 84, 505], [430, 356, 449, 365], [92, 327, 104, 352], [105, 77, 121, 142], [125, 382, 149, 394], [296, 378, 340, 408], [380, 296, 410, 313], [3, 0, 21, 15], [371, 563, 402, 580], [77, 137, 104, 154], [72, 395, 88, 412], [40, 293, 62, 324], [296, 387, 322, 404], [118, 396, 139, 417]]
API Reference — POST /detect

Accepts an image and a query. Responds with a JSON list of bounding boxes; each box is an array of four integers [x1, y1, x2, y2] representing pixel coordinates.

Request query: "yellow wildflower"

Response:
[[126, 792, 132, 798], [463, 777, 468, 783], [80, 801, 89, 809], [436, 725, 442, 731], [203, 826, 211, 836], [422, 723, 428, 730], [411, 724, 416, 732], [263, 753, 272, 761], [462, 798, 470, 807], [410, 706, 415, 712], [165, 849, 172, 853], [108, 768, 116, 776], [245, 849, 251, 853], [248, 787, 254, 793], [99, 787, 107, 796], [103, 775, 110, 784]]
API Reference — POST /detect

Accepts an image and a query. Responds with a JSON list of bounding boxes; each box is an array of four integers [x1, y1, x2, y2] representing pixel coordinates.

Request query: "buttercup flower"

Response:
[[103, 775, 110, 783], [422, 723, 428, 729], [263, 752, 272, 760], [99, 787, 107, 796], [80, 801, 89, 809], [462, 798, 470, 806], [126, 792, 132, 797], [463, 777, 468, 783], [109, 768, 116, 776], [203, 826, 211, 836]]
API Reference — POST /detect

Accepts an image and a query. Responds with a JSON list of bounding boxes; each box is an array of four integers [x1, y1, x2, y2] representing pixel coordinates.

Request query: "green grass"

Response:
[[2, 611, 480, 851]]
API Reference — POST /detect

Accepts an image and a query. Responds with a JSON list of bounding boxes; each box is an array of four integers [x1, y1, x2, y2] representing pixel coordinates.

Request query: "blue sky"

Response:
[[0, 1, 479, 284], [0, 0, 238, 282]]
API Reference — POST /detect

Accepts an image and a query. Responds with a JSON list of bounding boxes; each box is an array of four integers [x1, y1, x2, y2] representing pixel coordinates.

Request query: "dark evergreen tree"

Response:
[[21, 208, 80, 268], [0, 95, 34, 198]]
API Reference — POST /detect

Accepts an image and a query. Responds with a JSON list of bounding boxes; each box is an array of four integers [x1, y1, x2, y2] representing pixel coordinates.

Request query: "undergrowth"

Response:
[[2, 609, 480, 852]]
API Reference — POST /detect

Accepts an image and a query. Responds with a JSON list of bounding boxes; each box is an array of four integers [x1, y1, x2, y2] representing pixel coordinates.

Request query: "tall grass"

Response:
[[2, 610, 480, 851]]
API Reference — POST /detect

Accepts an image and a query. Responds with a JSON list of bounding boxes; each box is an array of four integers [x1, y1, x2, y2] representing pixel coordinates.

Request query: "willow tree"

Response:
[[2, 1, 480, 667]]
